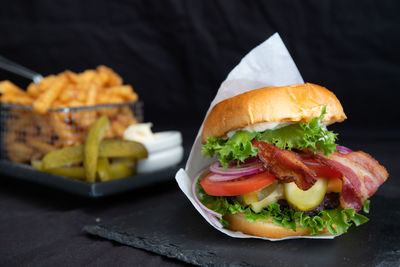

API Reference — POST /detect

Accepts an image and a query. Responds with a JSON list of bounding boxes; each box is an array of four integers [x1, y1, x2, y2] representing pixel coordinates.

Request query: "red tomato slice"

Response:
[[302, 158, 342, 179], [200, 171, 276, 196]]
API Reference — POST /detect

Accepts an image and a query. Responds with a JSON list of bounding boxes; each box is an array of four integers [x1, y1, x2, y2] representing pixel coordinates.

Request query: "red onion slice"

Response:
[[207, 173, 243, 181], [207, 213, 223, 228], [191, 167, 222, 219], [336, 145, 353, 154], [210, 160, 265, 177], [241, 157, 259, 164]]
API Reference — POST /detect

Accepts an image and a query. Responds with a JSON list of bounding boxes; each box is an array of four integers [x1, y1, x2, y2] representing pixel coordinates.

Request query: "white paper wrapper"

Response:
[[175, 33, 336, 241]]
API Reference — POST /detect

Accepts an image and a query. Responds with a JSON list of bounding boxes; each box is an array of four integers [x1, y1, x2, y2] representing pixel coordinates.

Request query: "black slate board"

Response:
[[84, 192, 400, 266], [0, 160, 179, 197]]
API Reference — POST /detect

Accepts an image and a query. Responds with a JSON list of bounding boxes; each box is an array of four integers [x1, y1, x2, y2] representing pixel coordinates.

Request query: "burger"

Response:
[[193, 83, 388, 239]]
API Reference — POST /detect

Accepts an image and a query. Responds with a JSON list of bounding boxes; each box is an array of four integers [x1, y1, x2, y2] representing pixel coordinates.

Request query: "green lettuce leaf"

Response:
[[320, 207, 369, 234], [198, 183, 369, 236], [202, 106, 338, 167], [202, 131, 259, 167], [363, 199, 370, 213], [258, 106, 338, 155]]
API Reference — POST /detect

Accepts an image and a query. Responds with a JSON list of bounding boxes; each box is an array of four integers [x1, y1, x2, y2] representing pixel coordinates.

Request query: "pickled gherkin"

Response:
[[84, 116, 110, 182], [31, 160, 85, 180], [41, 140, 147, 171], [32, 158, 135, 181], [284, 178, 328, 211], [109, 160, 136, 180], [99, 139, 147, 159], [46, 167, 86, 180], [36, 115, 144, 182], [31, 159, 43, 171], [249, 183, 283, 213], [42, 146, 84, 170], [97, 157, 111, 182]]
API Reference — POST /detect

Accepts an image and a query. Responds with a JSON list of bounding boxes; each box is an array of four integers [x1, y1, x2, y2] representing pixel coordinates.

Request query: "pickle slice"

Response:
[[242, 182, 278, 205], [46, 167, 86, 180], [33, 149, 136, 181], [84, 116, 110, 182], [99, 139, 148, 159], [109, 160, 136, 180], [42, 146, 84, 170], [31, 159, 43, 171], [257, 182, 278, 200], [97, 157, 111, 182], [32, 159, 85, 180], [284, 179, 328, 211], [41, 139, 147, 171], [242, 191, 259, 205], [250, 184, 283, 213]]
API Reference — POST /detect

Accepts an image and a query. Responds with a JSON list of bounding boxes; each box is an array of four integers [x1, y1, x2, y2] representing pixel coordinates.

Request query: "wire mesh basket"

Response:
[[0, 101, 143, 163]]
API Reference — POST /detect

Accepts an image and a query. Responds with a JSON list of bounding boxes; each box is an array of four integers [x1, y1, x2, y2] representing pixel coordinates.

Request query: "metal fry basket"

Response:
[[0, 101, 143, 163]]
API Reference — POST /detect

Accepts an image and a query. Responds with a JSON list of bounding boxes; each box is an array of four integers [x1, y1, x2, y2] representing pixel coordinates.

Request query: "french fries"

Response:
[[0, 66, 139, 163], [7, 142, 34, 163], [33, 75, 67, 113], [0, 81, 34, 105]]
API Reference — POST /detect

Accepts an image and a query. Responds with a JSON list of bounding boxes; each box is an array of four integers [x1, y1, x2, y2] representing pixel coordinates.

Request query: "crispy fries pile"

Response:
[[0, 66, 139, 163]]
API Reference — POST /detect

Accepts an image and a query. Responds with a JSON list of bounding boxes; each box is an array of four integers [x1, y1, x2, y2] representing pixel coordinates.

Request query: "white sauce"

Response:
[[227, 121, 293, 138], [123, 123, 156, 143], [226, 120, 330, 138]]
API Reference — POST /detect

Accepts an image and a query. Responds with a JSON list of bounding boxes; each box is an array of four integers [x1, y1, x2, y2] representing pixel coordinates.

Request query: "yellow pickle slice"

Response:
[[284, 178, 328, 211], [41, 146, 84, 170], [84, 116, 110, 182], [97, 157, 111, 182], [99, 139, 147, 159], [109, 160, 136, 180]]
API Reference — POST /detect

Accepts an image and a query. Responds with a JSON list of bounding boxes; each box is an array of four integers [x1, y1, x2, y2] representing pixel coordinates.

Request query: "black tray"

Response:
[[0, 160, 179, 198], [84, 191, 400, 266]]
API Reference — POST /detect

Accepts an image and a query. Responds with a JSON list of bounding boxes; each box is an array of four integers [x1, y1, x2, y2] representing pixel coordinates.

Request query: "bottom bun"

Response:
[[224, 213, 328, 239]]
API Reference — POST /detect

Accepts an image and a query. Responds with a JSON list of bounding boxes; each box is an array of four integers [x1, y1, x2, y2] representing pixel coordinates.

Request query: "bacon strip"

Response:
[[252, 141, 388, 211], [315, 151, 388, 210], [252, 141, 317, 190]]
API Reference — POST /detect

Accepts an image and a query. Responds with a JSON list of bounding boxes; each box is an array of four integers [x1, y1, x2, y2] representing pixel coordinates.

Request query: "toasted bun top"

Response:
[[202, 83, 346, 142]]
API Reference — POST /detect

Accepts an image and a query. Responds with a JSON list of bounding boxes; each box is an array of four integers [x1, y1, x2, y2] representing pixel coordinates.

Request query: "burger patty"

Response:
[[278, 193, 340, 217]]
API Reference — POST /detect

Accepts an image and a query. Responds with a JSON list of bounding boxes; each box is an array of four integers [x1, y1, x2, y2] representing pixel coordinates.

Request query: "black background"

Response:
[[0, 0, 399, 135]]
